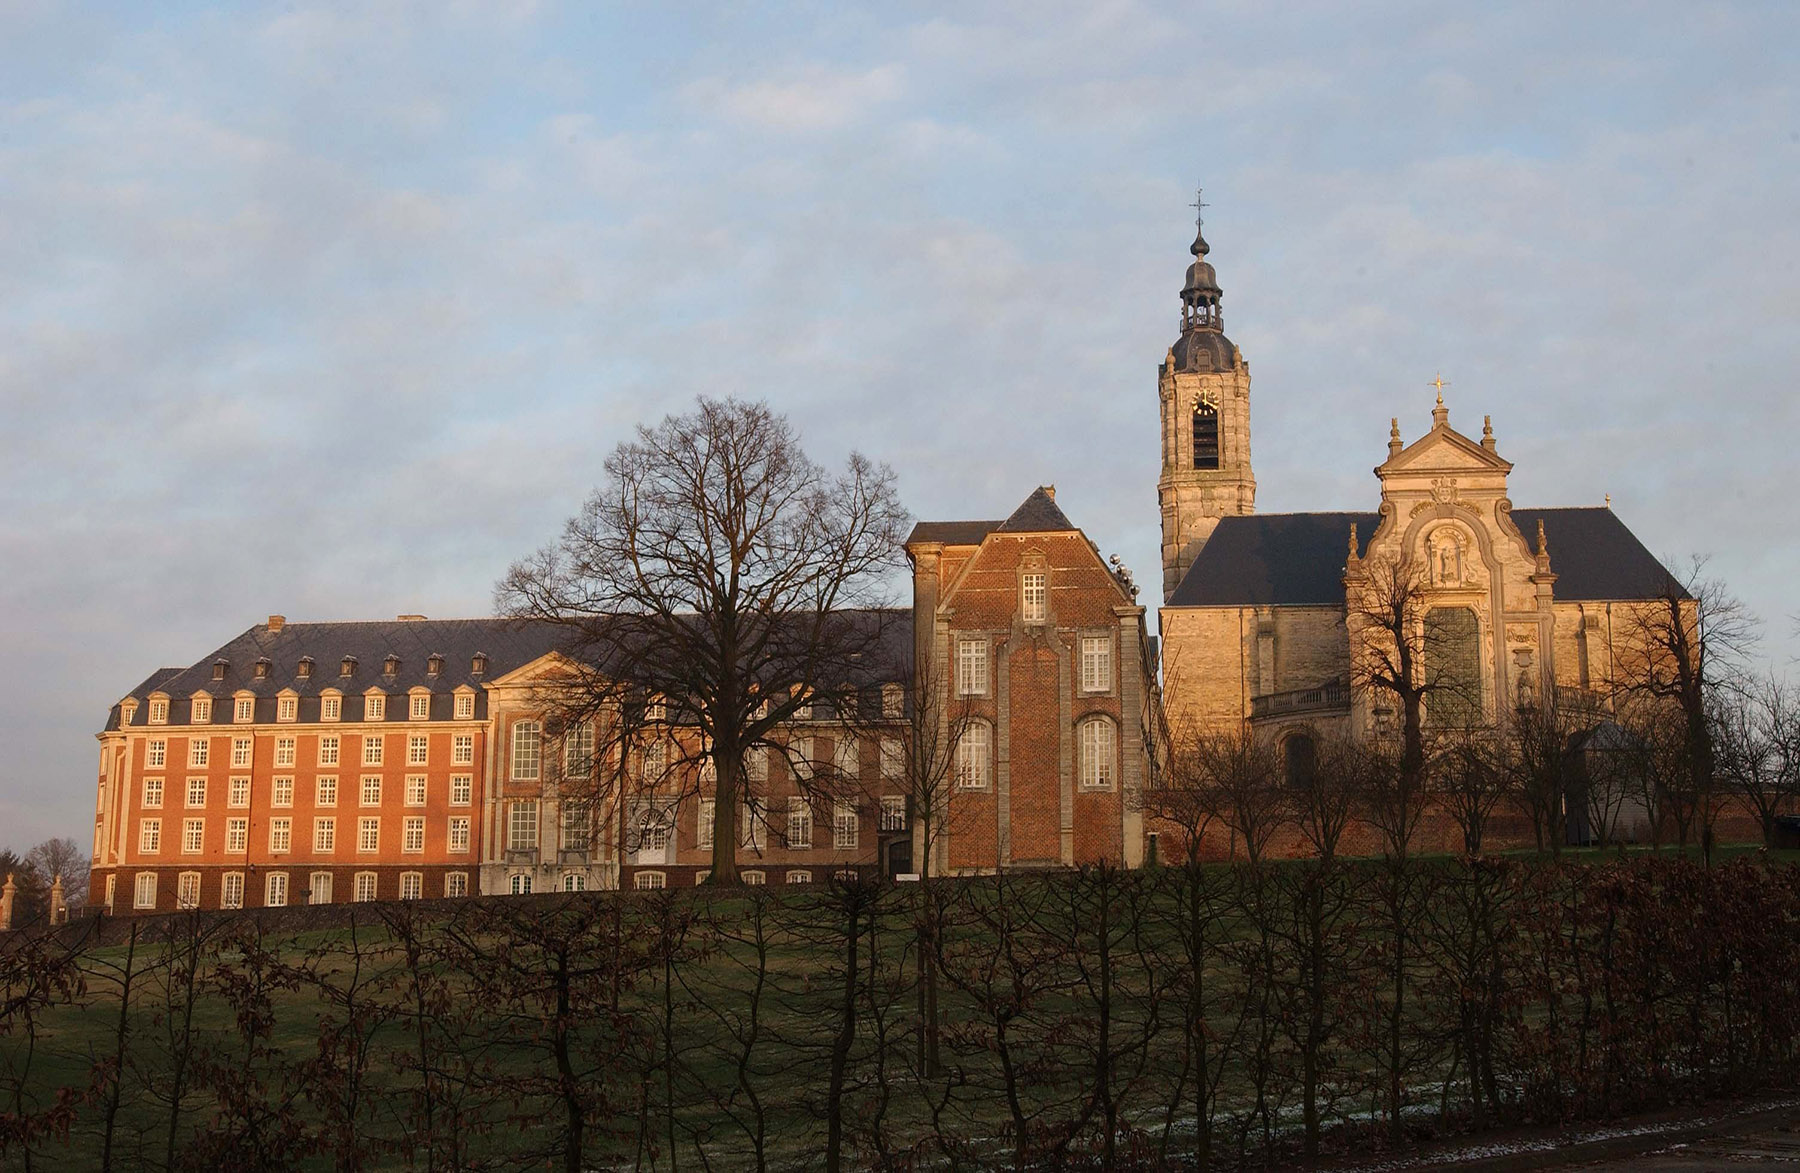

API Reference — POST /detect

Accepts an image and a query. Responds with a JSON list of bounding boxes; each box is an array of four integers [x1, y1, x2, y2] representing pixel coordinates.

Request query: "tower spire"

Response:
[[1179, 186, 1224, 338]]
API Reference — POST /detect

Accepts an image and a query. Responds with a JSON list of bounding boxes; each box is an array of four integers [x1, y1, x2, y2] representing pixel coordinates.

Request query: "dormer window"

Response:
[[341, 656, 357, 678], [191, 697, 213, 723], [383, 655, 400, 676], [471, 652, 488, 675], [409, 693, 430, 721], [297, 657, 313, 679], [212, 660, 229, 681], [454, 691, 474, 720], [253, 658, 271, 680], [366, 693, 387, 721], [149, 698, 169, 725], [427, 654, 444, 676], [1191, 401, 1220, 470], [234, 696, 255, 723], [121, 700, 138, 726]]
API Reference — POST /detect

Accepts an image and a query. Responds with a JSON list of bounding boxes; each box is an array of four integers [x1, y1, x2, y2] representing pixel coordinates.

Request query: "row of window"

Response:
[[131, 691, 479, 726], [502, 793, 911, 855], [955, 635, 1116, 697], [140, 773, 474, 809], [138, 815, 473, 856], [507, 725, 910, 786], [145, 732, 476, 771], [621, 868, 854, 890], [130, 869, 467, 909], [952, 718, 1117, 790]]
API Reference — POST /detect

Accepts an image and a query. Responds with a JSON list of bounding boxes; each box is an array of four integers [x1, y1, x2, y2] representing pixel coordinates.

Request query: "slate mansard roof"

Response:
[[1167, 507, 1684, 608], [106, 611, 914, 732]]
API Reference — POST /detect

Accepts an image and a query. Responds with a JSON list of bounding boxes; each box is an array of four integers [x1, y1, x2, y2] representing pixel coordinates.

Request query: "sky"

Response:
[[2, 1, 1797, 851]]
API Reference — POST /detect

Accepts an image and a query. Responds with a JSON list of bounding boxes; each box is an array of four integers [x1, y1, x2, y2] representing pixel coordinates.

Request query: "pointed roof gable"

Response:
[[1379, 422, 1512, 475], [995, 486, 1076, 534]]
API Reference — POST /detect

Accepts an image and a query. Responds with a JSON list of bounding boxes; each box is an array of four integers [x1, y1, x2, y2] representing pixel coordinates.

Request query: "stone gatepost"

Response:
[[49, 875, 66, 926], [0, 873, 14, 932]]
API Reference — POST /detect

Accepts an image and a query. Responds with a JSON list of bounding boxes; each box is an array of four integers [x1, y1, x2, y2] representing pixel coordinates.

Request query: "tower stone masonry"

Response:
[[1159, 216, 1256, 601]]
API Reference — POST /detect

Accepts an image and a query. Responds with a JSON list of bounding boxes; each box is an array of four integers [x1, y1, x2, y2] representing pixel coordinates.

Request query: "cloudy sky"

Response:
[[3, 1, 1797, 850]]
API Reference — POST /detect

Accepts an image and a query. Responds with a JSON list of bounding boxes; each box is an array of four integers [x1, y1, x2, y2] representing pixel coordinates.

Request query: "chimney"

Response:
[[397, 614, 426, 622], [1042, 484, 1056, 501], [268, 614, 286, 633]]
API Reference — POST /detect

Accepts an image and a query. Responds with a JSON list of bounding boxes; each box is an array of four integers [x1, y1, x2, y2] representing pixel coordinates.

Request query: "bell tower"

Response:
[[1158, 197, 1255, 601]]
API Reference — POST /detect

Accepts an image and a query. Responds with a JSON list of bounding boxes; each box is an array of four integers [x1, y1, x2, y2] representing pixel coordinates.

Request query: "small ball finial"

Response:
[[1604, 493, 1612, 509], [1347, 523, 1360, 559], [1388, 418, 1403, 457], [1536, 518, 1548, 555]]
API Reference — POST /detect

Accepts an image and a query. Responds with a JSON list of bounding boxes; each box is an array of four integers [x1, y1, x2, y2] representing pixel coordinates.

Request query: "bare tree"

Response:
[[1345, 553, 1446, 799], [1607, 559, 1757, 859], [1171, 730, 1285, 866], [498, 396, 909, 884], [26, 840, 87, 913], [1717, 674, 1800, 846]]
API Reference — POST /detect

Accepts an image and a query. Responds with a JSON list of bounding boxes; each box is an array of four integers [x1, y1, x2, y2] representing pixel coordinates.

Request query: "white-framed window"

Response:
[[142, 777, 164, 808], [880, 794, 906, 832], [147, 739, 166, 768], [134, 872, 157, 908], [265, 871, 288, 907], [408, 735, 428, 765], [450, 775, 472, 805], [742, 797, 767, 851], [882, 683, 904, 719], [226, 817, 248, 853], [278, 696, 297, 723], [316, 776, 337, 806], [786, 800, 813, 849], [365, 693, 386, 721], [634, 806, 671, 855], [191, 698, 213, 723], [833, 737, 859, 782], [405, 775, 427, 806], [314, 817, 335, 853], [400, 872, 423, 900], [1081, 636, 1114, 693], [269, 818, 291, 853], [834, 802, 859, 850], [182, 818, 204, 854], [563, 872, 587, 892], [446, 872, 468, 898], [361, 776, 381, 806], [358, 817, 380, 853], [634, 871, 666, 890], [742, 870, 766, 886], [149, 699, 168, 725], [221, 872, 244, 909], [789, 737, 813, 783], [956, 722, 992, 789], [322, 695, 341, 722], [354, 872, 378, 902], [362, 736, 384, 766], [410, 694, 430, 721], [563, 724, 594, 777], [880, 738, 903, 781], [454, 692, 474, 720], [188, 739, 210, 767], [561, 801, 590, 852], [319, 735, 340, 766], [509, 872, 532, 895], [403, 816, 424, 853], [448, 816, 471, 853], [642, 738, 667, 781], [509, 801, 538, 851], [452, 735, 473, 765], [956, 639, 988, 696], [139, 819, 161, 853], [272, 776, 294, 807], [231, 737, 252, 767], [186, 777, 206, 807], [1021, 572, 1047, 622], [235, 697, 254, 723], [1078, 718, 1117, 790], [228, 776, 249, 807], [786, 869, 813, 885], [309, 872, 333, 904], [645, 698, 667, 723], [745, 746, 768, 782], [511, 721, 541, 780], [275, 737, 296, 767], [698, 798, 716, 851]]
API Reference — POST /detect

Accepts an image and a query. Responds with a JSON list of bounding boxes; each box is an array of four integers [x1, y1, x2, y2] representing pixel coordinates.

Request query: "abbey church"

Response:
[[87, 213, 1692, 912], [1153, 216, 1680, 773]]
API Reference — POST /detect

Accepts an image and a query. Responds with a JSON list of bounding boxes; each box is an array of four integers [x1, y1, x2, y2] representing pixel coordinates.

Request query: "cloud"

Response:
[[684, 63, 905, 133]]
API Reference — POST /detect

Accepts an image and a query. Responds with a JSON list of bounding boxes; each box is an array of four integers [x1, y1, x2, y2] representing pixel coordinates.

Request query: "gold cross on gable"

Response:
[[1429, 372, 1449, 403]]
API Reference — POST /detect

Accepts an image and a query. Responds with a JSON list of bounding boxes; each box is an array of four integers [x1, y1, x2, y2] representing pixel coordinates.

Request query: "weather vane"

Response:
[[1190, 185, 1209, 231]]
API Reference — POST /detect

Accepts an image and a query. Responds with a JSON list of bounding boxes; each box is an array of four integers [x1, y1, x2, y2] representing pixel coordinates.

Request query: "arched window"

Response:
[[1425, 607, 1482, 726], [1078, 718, 1117, 790], [956, 722, 992, 789], [1283, 733, 1317, 790], [1192, 402, 1220, 470]]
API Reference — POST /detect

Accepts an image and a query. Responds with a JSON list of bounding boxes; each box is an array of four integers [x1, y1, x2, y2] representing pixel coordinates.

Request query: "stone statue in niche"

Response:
[[1431, 530, 1467, 585], [1513, 648, 1538, 709]]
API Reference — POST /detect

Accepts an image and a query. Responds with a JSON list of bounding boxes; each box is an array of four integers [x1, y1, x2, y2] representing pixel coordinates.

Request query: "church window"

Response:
[[1425, 607, 1482, 727], [1283, 733, 1318, 790], [1192, 402, 1220, 470]]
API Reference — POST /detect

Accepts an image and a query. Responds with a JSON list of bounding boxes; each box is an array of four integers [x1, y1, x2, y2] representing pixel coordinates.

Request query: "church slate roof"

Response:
[[906, 520, 1002, 546], [1167, 507, 1681, 608], [995, 487, 1077, 533]]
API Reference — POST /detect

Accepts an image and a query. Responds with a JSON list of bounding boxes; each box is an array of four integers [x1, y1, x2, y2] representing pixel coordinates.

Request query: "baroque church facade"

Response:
[[88, 211, 1702, 911]]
